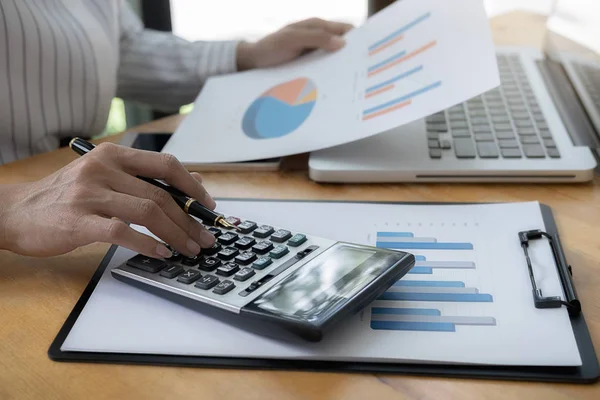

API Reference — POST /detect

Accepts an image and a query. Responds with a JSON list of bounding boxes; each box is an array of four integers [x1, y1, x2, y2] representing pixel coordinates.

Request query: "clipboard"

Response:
[[48, 200, 600, 383]]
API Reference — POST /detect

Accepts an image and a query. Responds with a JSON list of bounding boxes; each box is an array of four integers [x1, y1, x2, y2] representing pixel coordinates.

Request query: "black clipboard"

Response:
[[48, 200, 600, 383]]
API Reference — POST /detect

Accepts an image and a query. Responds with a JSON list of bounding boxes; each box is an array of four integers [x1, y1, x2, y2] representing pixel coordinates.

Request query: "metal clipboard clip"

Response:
[[519, 230, 581, 316]]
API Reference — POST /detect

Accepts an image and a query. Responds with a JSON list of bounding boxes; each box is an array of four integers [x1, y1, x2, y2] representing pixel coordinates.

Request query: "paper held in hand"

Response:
[[162, 0, 500, 164]]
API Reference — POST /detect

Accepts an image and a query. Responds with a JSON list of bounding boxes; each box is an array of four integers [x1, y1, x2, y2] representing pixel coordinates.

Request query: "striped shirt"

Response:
[[0, 0, 239, 164]]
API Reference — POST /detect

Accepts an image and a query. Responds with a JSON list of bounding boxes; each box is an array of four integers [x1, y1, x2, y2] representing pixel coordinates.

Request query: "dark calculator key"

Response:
[[199, 256, 221, 271], [216, 262, 240, 277], [181, 255, 201, 266], [253, 257, 273, 270], [201, 242, 222, 256], [127, 255, 166, 273], [195, 274, 219, 290], [288, 234, 307, 247], [177, 269, 202, 284], [164, 246, 182, 262], [234, 267, 256, 282], [225, 216, 241, 226], [235, 251, 258, 265], [237, 220, 258, 234], [218, 232, 239, 245], [235, 236, 256, 250], [271, 229, 292, 243], [207, 227, 222, 238], [213, 280, 235, 295], [159, 264, 184, 279], [218, 247, 239, 261], [270, 245, 289, 259], [252, 240, 274, 254], [253, 225, 275, 238]]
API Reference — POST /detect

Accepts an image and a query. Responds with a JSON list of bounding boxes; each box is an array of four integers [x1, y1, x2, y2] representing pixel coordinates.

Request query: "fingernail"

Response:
[[204, 192, 216, 209], [330, 36, 345, 50], [200, 230, 216, 247], [187, 239, 201, 255], [156, 243, 172, 259]]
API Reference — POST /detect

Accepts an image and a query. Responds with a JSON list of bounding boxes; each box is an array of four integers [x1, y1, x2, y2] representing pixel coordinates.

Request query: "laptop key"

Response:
[[520, 136, 540, 144], [495, 131, 516, 139], [476, 142, 499, 158], [492, 116, 510, 123], [501, 148, 522, 158], [468, 110, 487, 117], [523, 144, 546, 158], [473, 126, 492, 133], [454, 138, 476, 158], [426, 114, 446, 123], [475, 133, 494, 142], [470, 117, 489, 125], [543, 139, 556, 148], [498, 139, 519, 148], [537, 121, 548, 130], [517, 128, 537, 136], [450, 121, 468, 129], [427, 132, 440, 139], [429, 149, 442, 159], [547, 148, 561, 158], [511, 112, 530, 120], [489, 108, 508, 116], [428, 139, 440, 148], [539, 128, 552, 138], [515, 120, 533, 128], [440, 140, 452, 149], [494, 123, 513, 131], [426, 123, 448, 132], [451, 129, 471, 138]]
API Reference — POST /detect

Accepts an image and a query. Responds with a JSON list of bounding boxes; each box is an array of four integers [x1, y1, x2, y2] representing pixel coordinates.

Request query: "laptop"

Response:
[[309, 0, 600, 183]]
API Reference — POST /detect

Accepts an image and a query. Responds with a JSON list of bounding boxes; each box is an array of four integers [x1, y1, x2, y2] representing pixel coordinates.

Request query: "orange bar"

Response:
[[365, 84, 394, 99], [362, 100, 412, 121], [368, 41, 436, 77], [369, 35, 404, 56]]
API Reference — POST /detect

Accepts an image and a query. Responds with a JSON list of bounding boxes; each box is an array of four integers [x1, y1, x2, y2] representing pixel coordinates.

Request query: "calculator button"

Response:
[[225, 216, 241, 226], [218, 232, 239, 245], [201, 242, 222, 256], [235, 251, 257, 265], [271, 229, 292, 243], [194, 274, 219, 290], [235, 236, 256, 250], [127, 255, 166, 273], [213, 280, 235, 295], [207, 227, 222, 238], [252, 240, 274, 254], [181, 255, 201, 266], [159, 264, 183, 279], [237, 220, 257, 234], [288, 234, 307, 247], [216, 262, 240, 277], [253, 225, 275, 238], [270, 245, 289, 259], [198, 256, 221, 271], [164, 246, 182, 261], [217, 247, 239, 261], [253, 257, 272, 270], [177, 269, 202, 284], [234, 267, 256, 282]]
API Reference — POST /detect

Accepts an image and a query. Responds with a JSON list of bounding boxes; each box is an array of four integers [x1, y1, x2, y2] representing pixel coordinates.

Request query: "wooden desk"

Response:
[[1, 11, 600, 400]]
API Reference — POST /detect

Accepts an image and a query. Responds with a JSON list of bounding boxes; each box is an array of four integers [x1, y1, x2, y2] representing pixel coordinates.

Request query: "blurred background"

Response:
[[103, 0, 560, 137]]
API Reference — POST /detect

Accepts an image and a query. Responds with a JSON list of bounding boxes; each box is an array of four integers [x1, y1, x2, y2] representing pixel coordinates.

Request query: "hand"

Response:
[[236, 18, 354, 70], [0, 143, 216, 258]]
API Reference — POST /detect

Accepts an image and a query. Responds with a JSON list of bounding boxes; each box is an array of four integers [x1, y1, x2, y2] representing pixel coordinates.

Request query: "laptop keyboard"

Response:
[[573, 62, 600, 116], [426, 54, 559, 159]]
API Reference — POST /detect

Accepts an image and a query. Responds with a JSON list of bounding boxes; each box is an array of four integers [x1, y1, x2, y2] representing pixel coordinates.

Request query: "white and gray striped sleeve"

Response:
[[116, 0, 239, 112]]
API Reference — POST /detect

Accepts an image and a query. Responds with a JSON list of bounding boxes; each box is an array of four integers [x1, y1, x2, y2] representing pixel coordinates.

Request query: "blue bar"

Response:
[[368, 50, 406, 72], [414, 255, 426, 261], [371, 321, 455, 332], [376, 232, 414, 238], [378, 292, 494, 302], [372, 307, 441, 316], [369, 12, 432, 51], [394, 280, 466, 288], [364, 81, 442, 115], [376, 241, 473, 250], [407, 267, 432, 274], [366, 66, 423, 93]]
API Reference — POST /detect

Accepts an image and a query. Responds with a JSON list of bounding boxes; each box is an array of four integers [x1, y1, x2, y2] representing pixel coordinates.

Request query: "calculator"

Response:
[[111, 216, 415, 342]]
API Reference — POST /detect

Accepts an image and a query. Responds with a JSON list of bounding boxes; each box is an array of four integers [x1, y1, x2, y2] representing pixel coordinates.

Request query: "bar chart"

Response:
[[371, 230, 496, 332]]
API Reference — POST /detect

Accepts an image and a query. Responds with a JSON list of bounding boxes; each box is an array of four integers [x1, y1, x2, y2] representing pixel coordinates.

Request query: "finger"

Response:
[[190, 172, 203, 183], [281, 28, 346, 52], [96, 143, 216, 210], [75, 215, 173, 259], [106, 169, 215, 250], [290, 18, 353, 35]]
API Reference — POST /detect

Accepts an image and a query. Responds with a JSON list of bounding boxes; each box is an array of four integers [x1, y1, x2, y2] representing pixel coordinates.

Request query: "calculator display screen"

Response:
[[250, 243, 401, 322]]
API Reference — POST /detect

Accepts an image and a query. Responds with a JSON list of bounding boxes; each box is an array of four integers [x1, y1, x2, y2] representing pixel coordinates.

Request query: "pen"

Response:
[[69, 137, 238, 230]]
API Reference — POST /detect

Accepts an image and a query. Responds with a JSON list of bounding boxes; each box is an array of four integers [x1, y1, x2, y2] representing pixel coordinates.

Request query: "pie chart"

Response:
[[242, 77, 317, 139]]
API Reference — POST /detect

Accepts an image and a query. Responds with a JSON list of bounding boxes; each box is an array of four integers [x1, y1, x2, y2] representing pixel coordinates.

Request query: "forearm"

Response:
[[0, 184, 22, 251]]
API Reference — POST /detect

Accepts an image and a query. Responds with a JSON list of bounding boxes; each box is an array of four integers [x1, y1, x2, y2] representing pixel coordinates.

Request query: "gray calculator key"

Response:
[[271, 229, 292, 243], [127, 255, 166, 273], [543, 139, 556, 148], [288, 234, 307, 247], [451, 129, 471, 138], [475, 133, 494, 142], [213, 280, 235, 295], [473, 126, 492, 133], [234, 267, 256, 282], [494, 123, 513, 131], [177, 269, 202, 284], [520, 136, 540, 144], [523, 144, 546, 158], [547, 148, 561, 158], [498, 139, 519, 148], [429, 149, 442, 159], [159, 264, 183, 279], [476, 142, 499, 158], [195, 274, 219, 290], [454, 138, 476, 158], [451, 121, 468, 129], [270, 245, 289, 259], [501, 148, 522, 158], [440, 140, 452, 149], [495, 131, 515, 139], [428, 139, 440, 148]]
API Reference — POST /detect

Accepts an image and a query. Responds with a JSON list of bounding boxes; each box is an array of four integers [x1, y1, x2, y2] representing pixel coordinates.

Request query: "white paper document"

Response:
[[162, 0, 499, 163], [62, 201, 581, 366]]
